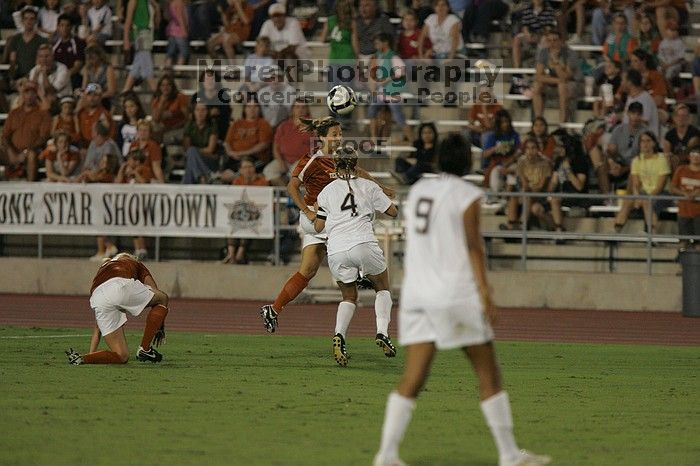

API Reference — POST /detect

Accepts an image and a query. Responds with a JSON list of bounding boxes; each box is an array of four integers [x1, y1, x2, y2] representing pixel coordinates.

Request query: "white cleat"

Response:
[[500, 450, 552, 466], [373, 454, 408, 466]]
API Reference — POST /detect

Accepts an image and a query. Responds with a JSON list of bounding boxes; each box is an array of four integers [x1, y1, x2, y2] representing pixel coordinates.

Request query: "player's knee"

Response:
[[117, 351, 129, 364]]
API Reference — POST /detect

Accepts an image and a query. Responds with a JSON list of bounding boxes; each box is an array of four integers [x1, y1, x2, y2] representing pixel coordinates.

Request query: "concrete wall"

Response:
[[0, 258, 680, 312]]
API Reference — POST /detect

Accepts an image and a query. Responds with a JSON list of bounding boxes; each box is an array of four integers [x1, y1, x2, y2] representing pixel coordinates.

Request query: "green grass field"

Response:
[[1, 327, 699, 466]]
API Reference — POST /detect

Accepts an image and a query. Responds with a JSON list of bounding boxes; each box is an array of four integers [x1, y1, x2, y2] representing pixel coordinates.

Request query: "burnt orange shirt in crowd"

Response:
[[225, 3, 254, 40], [91, 256, 152, 294], [292, 151, 337, 205], [469, 103, 502, 131], [645, 70, 668, 110], [129, 139, 162, 182], [1, 106, 52, 151], [77, 106, 114, 146], [53, 116, 81, 145], [225, 118, 273, 163], [152, 93, 189, 130], [672, 165, 700, 218], [233, 175, 269, 186]]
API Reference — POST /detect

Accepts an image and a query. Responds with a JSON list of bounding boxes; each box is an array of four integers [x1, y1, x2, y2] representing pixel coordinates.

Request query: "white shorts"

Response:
[[399, 300, 494, 350], [89, 277, 155, 336], [299, 206, 327, 249], [328, 242, 387, 284]]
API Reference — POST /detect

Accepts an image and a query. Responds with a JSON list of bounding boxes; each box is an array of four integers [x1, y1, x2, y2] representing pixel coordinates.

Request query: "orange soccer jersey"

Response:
[[91, 256, 152, 293], [292, 151, 337, 206]]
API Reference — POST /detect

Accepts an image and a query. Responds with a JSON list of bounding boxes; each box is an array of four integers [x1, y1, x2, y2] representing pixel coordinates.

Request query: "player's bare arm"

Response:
[[287, 176, 316, 220], [89, 325, 101, 353], [464, 201, 497, 325], [384, 205, 399, 218]]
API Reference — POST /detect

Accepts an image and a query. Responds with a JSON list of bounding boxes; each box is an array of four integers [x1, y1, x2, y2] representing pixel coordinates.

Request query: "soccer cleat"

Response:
[[375, 333, 397, 358], [332, 333, 348, 367], [65, 348, 83, 365], [136, 346, 163, 363], [260, 305, 278, 333], [372, 454, 408, 466], [500, 450, 552, 466], [356, 274, 375, 290]]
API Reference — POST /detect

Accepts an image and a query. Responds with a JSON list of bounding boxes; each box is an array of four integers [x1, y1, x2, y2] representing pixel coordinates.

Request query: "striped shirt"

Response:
[[520, 5, 557, 34]]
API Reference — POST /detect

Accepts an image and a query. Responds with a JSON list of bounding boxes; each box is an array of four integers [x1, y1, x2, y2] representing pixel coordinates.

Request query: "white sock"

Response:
[[480, 391, 520, 464], [334, 301, 356, 337], [374, 290, 392, 336], [376, 391, 416, 462]]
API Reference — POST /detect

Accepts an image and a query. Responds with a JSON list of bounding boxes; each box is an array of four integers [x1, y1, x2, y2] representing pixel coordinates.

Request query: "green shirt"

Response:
[[327, 16, 355, 61], [8, 33, 48, 79], [185, 120, 217, 149], [375, 49, 405, 94]]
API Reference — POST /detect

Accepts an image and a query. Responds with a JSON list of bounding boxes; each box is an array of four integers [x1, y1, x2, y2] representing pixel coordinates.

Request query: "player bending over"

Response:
[[314, 147, 399, 367], [65, 253, 169, 365], [373, 134, 551, 466]]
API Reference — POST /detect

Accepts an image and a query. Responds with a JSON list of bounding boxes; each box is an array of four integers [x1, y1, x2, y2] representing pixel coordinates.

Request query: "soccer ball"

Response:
[[327, 85, 357, 116]]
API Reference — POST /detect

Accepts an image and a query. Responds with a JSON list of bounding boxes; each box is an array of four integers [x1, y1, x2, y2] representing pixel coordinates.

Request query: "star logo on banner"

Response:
[[224, 188, 267, 235]]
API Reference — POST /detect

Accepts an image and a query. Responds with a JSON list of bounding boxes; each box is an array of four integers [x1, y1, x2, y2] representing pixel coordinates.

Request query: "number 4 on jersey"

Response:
[[341, 192, 358, 217]]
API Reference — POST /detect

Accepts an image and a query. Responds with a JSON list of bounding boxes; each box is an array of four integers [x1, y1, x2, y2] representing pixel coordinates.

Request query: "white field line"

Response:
[[0, 334, 91, 339]]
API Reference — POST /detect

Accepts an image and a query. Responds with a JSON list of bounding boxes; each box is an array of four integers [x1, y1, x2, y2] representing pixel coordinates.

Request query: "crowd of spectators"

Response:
[[0, 0, 699, 258]]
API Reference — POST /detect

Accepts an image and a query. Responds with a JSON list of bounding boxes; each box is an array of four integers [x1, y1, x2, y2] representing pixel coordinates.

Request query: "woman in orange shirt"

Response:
[[223, 156, 270, 264], [41, 130, 81, 182], [51, 96, 80, 146], [151, 75, 190, 144], [207, 0, 253, 59], [528, 116, 557, 159], [224, 95, 273, 172]]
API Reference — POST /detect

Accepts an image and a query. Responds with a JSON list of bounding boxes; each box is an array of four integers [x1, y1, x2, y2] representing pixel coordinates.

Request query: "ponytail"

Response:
[[299, 116, 340, 137]]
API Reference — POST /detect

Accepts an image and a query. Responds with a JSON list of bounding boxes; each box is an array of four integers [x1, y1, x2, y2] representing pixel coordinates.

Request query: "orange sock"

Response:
[[272, 272, 310, 313], [82, 350, 125, 364], [141, 304, 169, 350]]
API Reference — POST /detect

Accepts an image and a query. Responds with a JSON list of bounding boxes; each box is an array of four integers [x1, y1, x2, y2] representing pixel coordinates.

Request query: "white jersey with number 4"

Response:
[[400, 174, 484, 310], [316, 177, 393, 256]]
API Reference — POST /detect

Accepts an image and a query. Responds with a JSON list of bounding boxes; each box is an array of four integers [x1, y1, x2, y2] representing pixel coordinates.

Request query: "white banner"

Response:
[[0, 182, 274, 238]]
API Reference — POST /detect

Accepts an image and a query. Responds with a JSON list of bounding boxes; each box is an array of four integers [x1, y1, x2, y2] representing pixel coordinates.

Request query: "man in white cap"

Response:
[[258, 3, 310, 60]]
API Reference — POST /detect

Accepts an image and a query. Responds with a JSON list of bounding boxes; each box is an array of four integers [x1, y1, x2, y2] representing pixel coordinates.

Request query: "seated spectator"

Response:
[[462, 0, 509, 44], [76, 82, 114, 148], [368, 32, 414, 144], [560, 0, 587, 45], [122, 0, 160, 93], [40, 130, 81, 182], [393, 122, 437, 185], [663, 104, 700, 173], [256, 71, 296, 129], [500, 137, 552, 231], [29, 43, 72, 112], [396, 9, 429, 60], [629, 49, 668, 120], [590, 101, 647, 195], [240, 36, 275, 94], [614, 131, 670, 234], [126, 119, 165, 184], [622, 69, 660, 137], [511, 0, 557, 68], [192, 68, 232, 140], [2, 6, 48, 86], [355, 0, 395, 61], [0, 81, 52, 181], [532, 31, 580, 123], [151, 75, 189, 145], [657, 24, 685, 83], [593, 59, 622, 118], [38, 0, 61, 39], [602, 13, 637, 64], [547, 130, 590, 233], [207, 0, 253, 59], [116, 93, 146, 158], [52, 96, 80, 145], [75, 146, 119, 183], [634, 12, 661, 56], [53, 14, 86, 90], [86, 0, 113, 46], [224, 96, 273, 173], [80, 120, 121, 181], [223, 157, 270, 264], [640, 0, 688, 35], [481, 109, 520, 192], [259, 3, 310, 59], [81, 45, 116, 108], [411, 0, 435, 26], [694, 39, 700, 126], [528, 116, 556, 159], [419, 0, 464, 59], [590, 0, 612, 46], [182, 103, 219, 184], [165, 0, 190, 66], [466, 95, 502, 149], [264, 97, 312, 186], [669, 146, 700, 251]]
